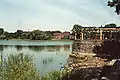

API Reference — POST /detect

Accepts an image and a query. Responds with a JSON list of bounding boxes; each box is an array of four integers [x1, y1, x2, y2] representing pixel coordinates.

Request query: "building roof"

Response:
[[53, 33, 63, 36]]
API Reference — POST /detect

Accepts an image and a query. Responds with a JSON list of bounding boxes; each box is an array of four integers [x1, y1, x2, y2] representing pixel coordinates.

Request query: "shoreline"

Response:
[[2, 39, 73, 42]]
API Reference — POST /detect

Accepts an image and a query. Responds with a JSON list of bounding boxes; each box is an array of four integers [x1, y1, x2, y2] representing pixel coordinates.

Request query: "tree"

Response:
[[72, 24, 82, 34], [72, 24, 82, 40], [16, 30, 23, 39], [45, 31, 52, 40], [0, 53, 40, 80], [4, 31, 10, 39], [107, 0, 120, 15], [32, 30, 42, 35], [32, 30, 50, 40], [104, 23, 117, 28], [51, 31, 61, 35], [0, 28, 4, 35]]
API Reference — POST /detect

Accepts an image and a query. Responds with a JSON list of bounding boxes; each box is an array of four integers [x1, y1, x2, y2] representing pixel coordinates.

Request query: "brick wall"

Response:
[[72, 40, 102, 53]]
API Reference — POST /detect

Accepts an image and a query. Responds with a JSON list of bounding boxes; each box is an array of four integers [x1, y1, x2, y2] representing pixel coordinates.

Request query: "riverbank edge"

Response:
[[1, 39, 74, 42]]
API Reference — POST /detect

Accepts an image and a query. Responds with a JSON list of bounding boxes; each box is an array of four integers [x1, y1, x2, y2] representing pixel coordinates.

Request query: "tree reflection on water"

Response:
[[0, 45, 3, 67], [0, 45, 3, 52], [28, 46, 45, 52], [0, 43, 71, 75], [44, 45, 60, 52], [15, 45, 24, 51], [64, 45, 70, 51], [28, 45, 70, 52]]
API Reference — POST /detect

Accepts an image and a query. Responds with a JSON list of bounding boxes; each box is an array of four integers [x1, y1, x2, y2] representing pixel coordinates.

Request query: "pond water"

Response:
[[0, 40, 72, 75]]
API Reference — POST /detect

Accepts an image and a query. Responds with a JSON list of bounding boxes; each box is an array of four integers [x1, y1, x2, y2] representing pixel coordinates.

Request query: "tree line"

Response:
[[0, 23, 118, 40], [0, 29, 62, 40]]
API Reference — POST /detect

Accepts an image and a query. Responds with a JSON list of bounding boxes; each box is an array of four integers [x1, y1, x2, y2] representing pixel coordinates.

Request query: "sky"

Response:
[[0, 0, 120, 32]]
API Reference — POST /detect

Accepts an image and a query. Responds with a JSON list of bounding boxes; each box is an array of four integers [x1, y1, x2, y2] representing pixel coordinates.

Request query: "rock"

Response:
[[78, 63, 82, 66], [75, 64, 79, 67], [72, 64, 76, 68]]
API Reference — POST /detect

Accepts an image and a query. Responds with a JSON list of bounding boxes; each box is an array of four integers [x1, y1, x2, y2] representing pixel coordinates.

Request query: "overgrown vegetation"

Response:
[[0, 53, 72, 80], [0, 53, 40, 80], [41, 70, 71, 80]]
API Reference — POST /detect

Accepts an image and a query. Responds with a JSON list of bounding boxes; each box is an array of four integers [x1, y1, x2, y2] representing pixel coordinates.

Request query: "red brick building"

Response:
[[53, 32, 70, 40], [53, 33, 64, 39], [63, 32, 70, 36]]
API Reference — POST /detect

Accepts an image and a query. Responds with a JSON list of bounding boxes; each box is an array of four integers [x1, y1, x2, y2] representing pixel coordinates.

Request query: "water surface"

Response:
[[0, 40, 72, 75]]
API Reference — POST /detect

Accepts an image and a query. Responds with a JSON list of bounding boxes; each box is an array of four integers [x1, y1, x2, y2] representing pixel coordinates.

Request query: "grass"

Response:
[[0, 53, 71, 80], [41, 69, 72, 80], [0, 53, 40, 80]]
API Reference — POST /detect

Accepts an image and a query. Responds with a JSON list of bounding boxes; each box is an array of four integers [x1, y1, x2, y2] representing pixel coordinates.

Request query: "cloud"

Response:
[[0, 0, 119, 32]]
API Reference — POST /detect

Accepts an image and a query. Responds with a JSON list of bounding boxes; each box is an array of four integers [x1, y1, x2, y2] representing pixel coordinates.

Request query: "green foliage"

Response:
[[41, 70, 61, 80], [107, 0, 120, 15], [41, 70, 71, 80], [31, 30, 52, 40], [0, 53, 40, 80], [0, 28, 4, 35], [72, 24, 82, 34], [0, 52, 72, 80], [104, 23, 117, 28], [63, 36, 69, 40], [16, 30, 23, 39], [4, 31, 10, 39], [0, 28, 4, 39], [51, 31, 61, 34], [45, 31, 52, 40], [32, 30, 43, 35]]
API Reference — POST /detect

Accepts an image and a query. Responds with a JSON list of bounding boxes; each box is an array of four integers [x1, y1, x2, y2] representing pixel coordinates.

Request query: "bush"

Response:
[[0, 53, 40, 80], [0, 53, 71, 80], [41, 70, 71, 80]]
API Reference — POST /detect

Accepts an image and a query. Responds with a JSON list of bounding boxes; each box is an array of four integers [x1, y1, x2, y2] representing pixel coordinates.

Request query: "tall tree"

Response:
[[72, 24, 82, 40], [72, 24, 82, 34], [107, 0, 120, 15]]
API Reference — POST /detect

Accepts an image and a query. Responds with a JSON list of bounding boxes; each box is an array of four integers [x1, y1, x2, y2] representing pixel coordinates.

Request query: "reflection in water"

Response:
[[44, 45, 61, 52], [42, 57, 53, 67], [64, 45, 70, 51], [28, 46, 45, 52], [0, 41, 72, 75], [28, 45, 70, 52], [0, 45, 3, 67], [1, 45, 9, 49], [15, 45, 24, 51], [0, 45, 3, 52]]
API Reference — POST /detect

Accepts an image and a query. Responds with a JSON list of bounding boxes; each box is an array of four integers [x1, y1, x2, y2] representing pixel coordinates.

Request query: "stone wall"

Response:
[[72, 40, 102, 53]]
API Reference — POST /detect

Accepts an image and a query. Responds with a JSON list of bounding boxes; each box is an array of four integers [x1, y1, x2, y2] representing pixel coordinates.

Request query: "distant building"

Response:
[[53, 31, 70, 40], [63, 32, 70, 37], [53, 33, 64, 40]]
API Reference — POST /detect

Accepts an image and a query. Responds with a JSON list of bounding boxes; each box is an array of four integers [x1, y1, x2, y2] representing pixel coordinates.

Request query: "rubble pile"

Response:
[[67, 53, 108, 69]]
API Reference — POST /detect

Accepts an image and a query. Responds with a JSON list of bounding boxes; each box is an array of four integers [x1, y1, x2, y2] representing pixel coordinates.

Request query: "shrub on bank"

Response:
[[0, 53, 40, 80], [0, 53, 72, 80], [41, 69, 71, 80]]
